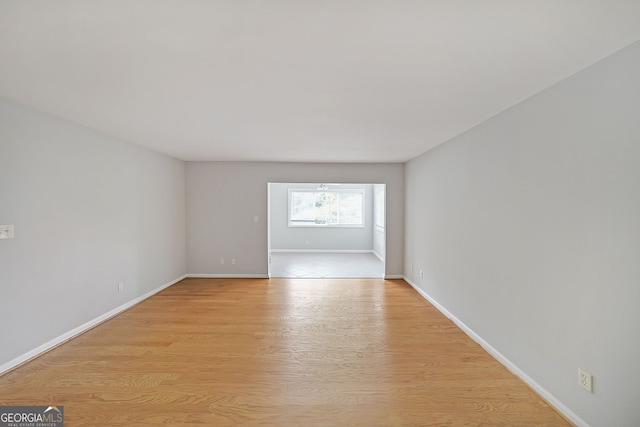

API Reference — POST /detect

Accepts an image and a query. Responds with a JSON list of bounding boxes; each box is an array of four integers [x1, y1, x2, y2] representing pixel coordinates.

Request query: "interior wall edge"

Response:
[[403, 276, 588, 427], [0, 275, 187, 377]]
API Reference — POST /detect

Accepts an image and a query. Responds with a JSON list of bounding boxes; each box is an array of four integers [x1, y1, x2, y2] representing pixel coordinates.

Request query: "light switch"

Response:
[[0, 225, 14, 239]]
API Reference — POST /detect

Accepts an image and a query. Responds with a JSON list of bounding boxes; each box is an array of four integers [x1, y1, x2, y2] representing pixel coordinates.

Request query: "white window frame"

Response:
[[288, 188, 365, 228]]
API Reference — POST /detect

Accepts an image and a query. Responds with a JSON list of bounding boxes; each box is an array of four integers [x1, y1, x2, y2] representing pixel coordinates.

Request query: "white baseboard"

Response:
[[384, 275, 403, 279], [372, 250, 385, 262], [403, 276, 588, 427], [270, 249, 374, 254], [0, 275, 187, 376], [186, 274, 269, 279]]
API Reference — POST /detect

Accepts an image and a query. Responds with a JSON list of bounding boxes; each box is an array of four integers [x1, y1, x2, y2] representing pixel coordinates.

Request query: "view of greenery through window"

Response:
[[289, 190, 364, 226]]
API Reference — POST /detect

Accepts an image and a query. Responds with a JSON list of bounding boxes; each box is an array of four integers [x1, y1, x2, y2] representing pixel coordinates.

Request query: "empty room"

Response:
[[1, 2, 639, 426]]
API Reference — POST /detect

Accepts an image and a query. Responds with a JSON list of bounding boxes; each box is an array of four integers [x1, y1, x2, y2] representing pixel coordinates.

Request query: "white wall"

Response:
[[0, 98, 186, 369], [187, 162, 403, 277], [372, 184, 386, 260], [404, 40, 640, 427], [269, 183, 374, 251]]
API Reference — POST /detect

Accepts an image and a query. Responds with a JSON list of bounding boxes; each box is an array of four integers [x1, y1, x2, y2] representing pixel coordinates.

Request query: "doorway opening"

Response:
[[267, 183, 386, 278]]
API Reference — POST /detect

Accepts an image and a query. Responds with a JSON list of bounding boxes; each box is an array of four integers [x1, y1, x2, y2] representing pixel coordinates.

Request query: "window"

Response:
[[288, 189, 364, 227]]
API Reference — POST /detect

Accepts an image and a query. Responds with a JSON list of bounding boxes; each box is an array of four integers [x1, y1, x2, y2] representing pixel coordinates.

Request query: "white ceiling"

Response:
[[1, 1, 640, 163]]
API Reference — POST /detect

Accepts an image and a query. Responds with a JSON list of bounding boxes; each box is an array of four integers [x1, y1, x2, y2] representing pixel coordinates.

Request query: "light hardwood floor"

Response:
[[0, 278, 571, 426]]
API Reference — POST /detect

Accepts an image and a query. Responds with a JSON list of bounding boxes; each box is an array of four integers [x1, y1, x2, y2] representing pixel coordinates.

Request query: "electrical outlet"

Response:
[[419, 270, 424, 278], [118, 282, 124, 292], [231, 258, 236, 265], [578, 368, 593, 392]]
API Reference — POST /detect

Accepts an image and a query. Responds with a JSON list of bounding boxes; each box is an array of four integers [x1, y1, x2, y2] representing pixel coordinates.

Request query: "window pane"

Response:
[[338, 193, 362, 224], [289, 189, 363, 227], [290, 192, 337, 224]]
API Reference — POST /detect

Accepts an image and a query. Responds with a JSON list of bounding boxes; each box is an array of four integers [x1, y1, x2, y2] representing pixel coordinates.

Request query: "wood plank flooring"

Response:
[[0, 278, 571, 426]]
